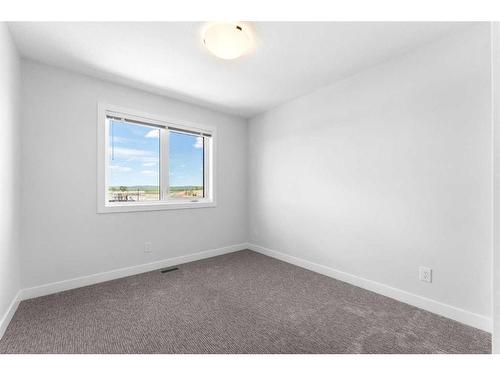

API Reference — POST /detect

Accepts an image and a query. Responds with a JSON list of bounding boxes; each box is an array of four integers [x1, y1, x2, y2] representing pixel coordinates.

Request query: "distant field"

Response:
[[108, 186, 203, 201], [169, 188, 203, 199]]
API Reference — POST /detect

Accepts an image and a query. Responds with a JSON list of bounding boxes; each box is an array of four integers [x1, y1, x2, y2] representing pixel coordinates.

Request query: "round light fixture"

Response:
[[202, 22, 252, 60]]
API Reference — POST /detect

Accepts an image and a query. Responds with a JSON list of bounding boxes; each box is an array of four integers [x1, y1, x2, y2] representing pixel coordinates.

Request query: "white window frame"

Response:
[[97, 103, 216, 213]]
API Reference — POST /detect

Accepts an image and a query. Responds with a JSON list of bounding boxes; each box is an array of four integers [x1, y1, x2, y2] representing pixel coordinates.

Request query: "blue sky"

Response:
[[108, 120, 203, 187]]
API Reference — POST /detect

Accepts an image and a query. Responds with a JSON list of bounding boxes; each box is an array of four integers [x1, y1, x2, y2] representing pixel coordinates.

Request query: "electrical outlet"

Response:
[[144, 242, 152, 253], [419, 266, 432, 283]]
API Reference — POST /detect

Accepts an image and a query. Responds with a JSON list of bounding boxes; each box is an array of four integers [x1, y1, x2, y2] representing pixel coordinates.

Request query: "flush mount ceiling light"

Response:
[[202, 22, 252, 60]]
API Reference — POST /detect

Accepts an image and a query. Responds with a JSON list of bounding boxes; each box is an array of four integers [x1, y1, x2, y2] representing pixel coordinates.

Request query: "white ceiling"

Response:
[[9, 22, 474, 118]]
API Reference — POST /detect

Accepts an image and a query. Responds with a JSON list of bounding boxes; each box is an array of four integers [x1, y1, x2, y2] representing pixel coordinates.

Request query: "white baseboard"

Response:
[[19, 243, 247, 301], [0, 291, 21, 339], [247, 243, 492, 333], [4, 242, 491, 340], [1, 243, 246, 339]]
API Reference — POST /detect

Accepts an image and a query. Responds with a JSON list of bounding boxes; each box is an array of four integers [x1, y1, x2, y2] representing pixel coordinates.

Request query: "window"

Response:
[[98, 104, 215, 213], [108, 119, 161, 202]]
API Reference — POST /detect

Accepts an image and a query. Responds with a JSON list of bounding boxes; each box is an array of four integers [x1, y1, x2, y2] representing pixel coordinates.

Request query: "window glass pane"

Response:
[[107, 119, 160, 202], [168, 131, 204, 199]]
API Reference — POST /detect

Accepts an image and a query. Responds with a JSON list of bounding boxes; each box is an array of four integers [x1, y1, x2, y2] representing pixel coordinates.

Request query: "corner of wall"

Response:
[[0, 22, 23, 339]]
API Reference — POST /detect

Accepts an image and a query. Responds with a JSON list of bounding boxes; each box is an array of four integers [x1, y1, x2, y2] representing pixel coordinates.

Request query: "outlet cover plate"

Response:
[[419, 266, 432, 283]]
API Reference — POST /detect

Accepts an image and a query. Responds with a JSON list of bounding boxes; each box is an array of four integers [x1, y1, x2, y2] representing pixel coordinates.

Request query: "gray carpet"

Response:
[[0, 250, 491, 354]]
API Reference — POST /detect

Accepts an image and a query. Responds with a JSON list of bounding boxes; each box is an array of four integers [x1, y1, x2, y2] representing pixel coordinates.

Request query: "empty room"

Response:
[[3, 2, 500, 368]]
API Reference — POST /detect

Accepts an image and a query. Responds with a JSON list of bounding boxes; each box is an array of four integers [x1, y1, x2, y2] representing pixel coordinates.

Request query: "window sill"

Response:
[[97, 200, 216, 213]]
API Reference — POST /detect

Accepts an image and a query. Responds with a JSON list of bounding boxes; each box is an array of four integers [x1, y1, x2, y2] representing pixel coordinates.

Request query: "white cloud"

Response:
[[140, 170, 158, 176], [109, 165, 132, 172], [142, 162, 157, 167], [194, 137, 203, 149], [145, 129, 159, 138], [110, 136, 127, 144], [113, 147, 150, 158], [112, 147, 158, 163]]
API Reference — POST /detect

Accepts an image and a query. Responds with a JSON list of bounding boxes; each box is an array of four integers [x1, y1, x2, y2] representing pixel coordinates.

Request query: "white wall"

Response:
[[20, 60, 248, 288], [0, 24, 21, 330], [492, 22, 500, 353], [248, 25, 492, 321], [9, 23, 495, 336]]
